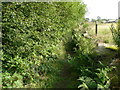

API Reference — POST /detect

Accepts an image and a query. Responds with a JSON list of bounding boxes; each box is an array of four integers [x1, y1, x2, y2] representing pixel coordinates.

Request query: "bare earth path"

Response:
[[53, 60, 79, 88]]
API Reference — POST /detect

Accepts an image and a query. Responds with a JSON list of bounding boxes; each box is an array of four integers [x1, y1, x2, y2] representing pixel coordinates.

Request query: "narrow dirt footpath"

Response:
[[53, 60, 79, 88]]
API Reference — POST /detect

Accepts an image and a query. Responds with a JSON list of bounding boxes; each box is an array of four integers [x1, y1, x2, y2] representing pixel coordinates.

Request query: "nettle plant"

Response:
[[77, 60, 113, 89]]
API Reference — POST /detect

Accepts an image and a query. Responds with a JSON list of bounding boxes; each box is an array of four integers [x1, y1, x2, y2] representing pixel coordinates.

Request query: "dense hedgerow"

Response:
[[2, 2, 86, 88]]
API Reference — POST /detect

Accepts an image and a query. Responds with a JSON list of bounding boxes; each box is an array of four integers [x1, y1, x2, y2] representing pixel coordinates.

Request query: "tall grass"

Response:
[[88, 23, 114, 44]]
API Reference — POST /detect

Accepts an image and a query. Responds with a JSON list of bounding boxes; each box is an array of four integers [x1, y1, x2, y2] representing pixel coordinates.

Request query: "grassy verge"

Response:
[[88, 22, 117, 44]]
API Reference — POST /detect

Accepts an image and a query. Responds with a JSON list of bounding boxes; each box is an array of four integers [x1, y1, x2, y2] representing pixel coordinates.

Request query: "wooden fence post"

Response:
[[95, 21, 98, 35]]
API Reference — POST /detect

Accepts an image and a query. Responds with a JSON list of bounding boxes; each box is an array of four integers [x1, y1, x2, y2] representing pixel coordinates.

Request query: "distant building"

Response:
[[101, 19, 118, 23], [107, 19, 118, 23], [101, 19, 108, 23]]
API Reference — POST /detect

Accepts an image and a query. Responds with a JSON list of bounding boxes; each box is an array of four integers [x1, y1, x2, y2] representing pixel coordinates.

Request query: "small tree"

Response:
[[91, 19, 96, 22], [85, 18, 89, 22], [97, 16, 102, 22]]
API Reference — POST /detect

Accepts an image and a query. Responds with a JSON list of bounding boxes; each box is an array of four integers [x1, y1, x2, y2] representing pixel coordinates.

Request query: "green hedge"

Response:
[[2, 2, 86, 88]]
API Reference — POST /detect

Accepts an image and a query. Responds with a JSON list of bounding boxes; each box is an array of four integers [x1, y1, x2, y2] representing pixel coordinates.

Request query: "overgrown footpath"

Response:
[[52, 21, 120, 88], [53, 29, 120, 89], [2, 2, 120, 89]]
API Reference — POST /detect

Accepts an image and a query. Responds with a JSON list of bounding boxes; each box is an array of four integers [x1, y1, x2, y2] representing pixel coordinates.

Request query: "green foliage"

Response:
[[3, 72, 23, 88], [2, 2, 112, 89], [110, 22, 120, 47], [67, 43, 112, 89], [2, 2, 86, 88], [77, 60, 112, 89], [78, 67, 111, 89], [65, 23, 112, 89], [110, 20, 120, 55]]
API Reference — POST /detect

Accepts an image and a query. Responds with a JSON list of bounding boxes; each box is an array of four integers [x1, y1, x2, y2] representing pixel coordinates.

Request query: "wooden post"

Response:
[[95, 21, 98, 35]]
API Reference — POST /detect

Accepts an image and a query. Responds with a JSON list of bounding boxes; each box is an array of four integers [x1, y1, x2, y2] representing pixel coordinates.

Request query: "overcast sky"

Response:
[[82, 0, 120, 20]]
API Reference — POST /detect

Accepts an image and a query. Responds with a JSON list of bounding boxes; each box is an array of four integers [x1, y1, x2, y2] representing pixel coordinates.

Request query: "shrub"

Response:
[[110, 19, 120, 55]]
